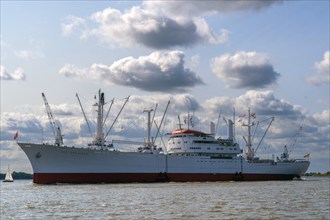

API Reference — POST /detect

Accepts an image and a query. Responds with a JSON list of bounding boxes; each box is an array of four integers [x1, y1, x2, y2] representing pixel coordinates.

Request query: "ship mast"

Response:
[[76, 90, 129, 149], [242, 108, 254, 160], [242, 109, 275, 160], [94, 90, 105, 147], [144, 109, 154, 149], [76, 90, 105, 148]]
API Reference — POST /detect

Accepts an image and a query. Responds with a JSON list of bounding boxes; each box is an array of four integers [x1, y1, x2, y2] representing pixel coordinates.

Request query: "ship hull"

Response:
[[32, 173, 300, 184], [18, 143, 310, 184]]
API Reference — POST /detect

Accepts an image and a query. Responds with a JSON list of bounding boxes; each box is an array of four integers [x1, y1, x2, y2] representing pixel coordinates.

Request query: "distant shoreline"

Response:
[[305, 172, 330, 177], [1, 172, 33, 180]]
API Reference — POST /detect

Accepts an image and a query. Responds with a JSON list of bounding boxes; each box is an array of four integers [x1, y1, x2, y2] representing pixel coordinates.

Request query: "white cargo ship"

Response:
[[18, 90, 310, 184]]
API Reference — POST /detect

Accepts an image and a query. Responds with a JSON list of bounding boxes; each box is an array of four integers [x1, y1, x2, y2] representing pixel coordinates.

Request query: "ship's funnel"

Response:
[[228, 119, 234, 140]]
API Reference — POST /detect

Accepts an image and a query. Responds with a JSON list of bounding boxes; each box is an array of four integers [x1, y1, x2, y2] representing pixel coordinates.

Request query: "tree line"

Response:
[[1, 171, 33, 179]]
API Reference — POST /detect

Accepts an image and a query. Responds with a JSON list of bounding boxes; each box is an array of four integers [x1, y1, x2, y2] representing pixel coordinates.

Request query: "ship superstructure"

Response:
[[17, 90, 310, 184]]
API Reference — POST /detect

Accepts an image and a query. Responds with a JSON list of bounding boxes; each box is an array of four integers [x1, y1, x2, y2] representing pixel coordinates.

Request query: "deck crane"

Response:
[[278, 126, 302, 161], [42, 93, 63, 146], [286, 126, 302, 152]]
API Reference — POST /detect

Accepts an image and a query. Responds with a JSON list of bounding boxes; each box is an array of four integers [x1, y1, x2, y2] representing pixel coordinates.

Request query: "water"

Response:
[[1, 177, 329, 220]]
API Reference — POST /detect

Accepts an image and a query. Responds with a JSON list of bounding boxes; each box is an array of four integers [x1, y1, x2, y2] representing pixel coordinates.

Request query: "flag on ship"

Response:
[[304, 154, 310, 158], [238, 114, 245, 122], [13, 131, 18, 140]]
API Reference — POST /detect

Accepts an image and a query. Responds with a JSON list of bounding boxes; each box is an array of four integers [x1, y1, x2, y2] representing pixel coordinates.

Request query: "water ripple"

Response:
[[1, 177, 329, 219]]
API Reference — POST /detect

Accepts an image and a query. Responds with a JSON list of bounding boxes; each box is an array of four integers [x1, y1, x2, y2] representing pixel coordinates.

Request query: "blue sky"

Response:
[[1, 1, 329, 173]]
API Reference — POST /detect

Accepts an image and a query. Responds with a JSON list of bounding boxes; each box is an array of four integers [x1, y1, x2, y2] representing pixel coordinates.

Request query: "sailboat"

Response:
[[3, 166, 14, 182]]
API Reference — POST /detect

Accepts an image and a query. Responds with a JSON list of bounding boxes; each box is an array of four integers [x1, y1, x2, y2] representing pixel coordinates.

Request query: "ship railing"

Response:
[[294, 159, 310, 162]]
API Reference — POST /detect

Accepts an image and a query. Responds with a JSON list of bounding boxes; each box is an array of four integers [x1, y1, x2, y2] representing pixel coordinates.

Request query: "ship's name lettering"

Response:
[[61, 150, 87, 155]]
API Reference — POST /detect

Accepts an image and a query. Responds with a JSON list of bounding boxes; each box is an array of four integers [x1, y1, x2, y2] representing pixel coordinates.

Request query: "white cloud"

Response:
[[306, 51, 330, 86], [143, 1, 282, 17], [59, 63, 90, 79], [210, 51, 280, 89], [59, 51, 205, 92], [62, 1, 281, 49], [234, 90, 303, 119], [0, 65, 26, 81], [14, 50, 44, 59], [203, 90, 302, 120], [61, 15, 86, 36], [311, 110, 330, 127], [186, 55, 200, 70], [81, 6, 228, 49]]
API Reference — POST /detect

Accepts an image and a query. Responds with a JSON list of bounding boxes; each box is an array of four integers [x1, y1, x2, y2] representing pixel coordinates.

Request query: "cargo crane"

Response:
[[42, 93, 63, 146], [281, 126, 302, 160]]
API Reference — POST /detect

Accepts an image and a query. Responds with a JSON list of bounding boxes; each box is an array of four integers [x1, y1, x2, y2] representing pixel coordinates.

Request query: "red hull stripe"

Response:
[[32, 173, 300, 184]]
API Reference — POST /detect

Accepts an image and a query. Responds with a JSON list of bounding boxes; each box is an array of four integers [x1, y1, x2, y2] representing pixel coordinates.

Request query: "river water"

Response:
[[1, 177, 329, 219]]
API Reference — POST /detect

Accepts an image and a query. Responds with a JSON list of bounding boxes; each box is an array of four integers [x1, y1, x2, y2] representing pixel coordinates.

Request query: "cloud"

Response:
[[210, 51, 280, 89], [0, 65, 26, 81], [144, 1, 282, 17], [59, 51, 205, 93], [310, 110, 330, 127], [186, 55, 200, 70], [1, 112, 43, 141], [306, 51, 330, 86], [61, 15, 86, 36], [14, 50, 44, 59], [62, 1, 281, 49], [59, 64, 90, 79], [234, 90, 303, 119], [204, 90, 303, 119], [82, 6, 228, 49]]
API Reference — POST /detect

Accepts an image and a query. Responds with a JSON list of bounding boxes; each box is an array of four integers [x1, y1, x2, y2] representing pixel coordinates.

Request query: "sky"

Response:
[[1, 0, 329, 174]]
